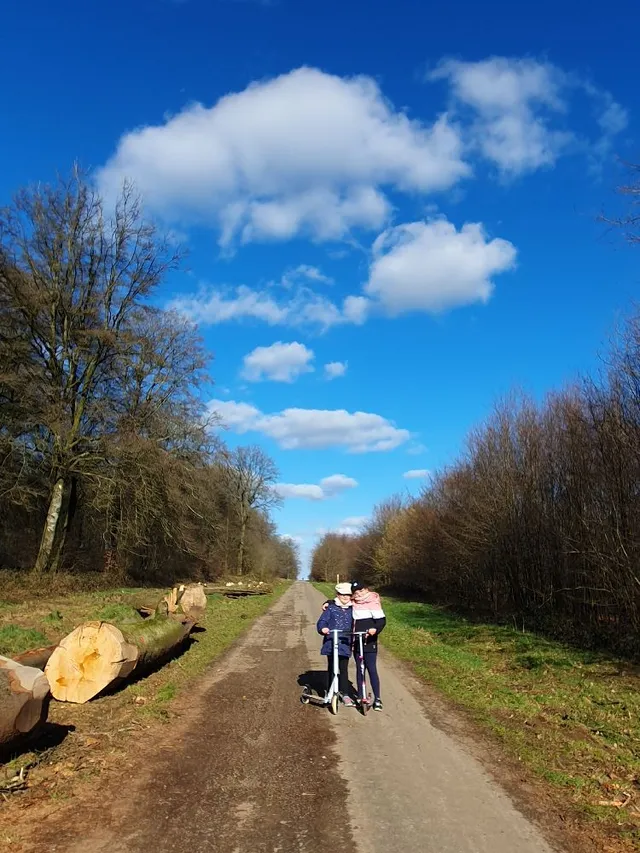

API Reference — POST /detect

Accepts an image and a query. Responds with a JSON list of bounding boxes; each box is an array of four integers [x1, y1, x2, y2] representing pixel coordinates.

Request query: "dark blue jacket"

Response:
[[316, 602, 353, 657]]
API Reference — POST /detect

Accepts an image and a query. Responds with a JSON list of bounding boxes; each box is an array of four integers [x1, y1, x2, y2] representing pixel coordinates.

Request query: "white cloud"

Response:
[[171, 285, 287, 325], [210, 399, 261, 431], [366, 218, 516, 314], [320, 474, 358, 494], [273, 473, 358, 501], [324, 361, 348, 380], [275, 483, 325, 500], [170, 283, 364, 332], [171, 217, 515, 329], [336, 516, 369, 535], [403, 469, 431, 479], [208, 399, 410, 452], [241, 341, 314, 382], [97, 66, 468, 246], [281, 265, 333, 288], [430, 57, 571, 175], [407, 442, 427, 456], [430, 57, 627, 176]]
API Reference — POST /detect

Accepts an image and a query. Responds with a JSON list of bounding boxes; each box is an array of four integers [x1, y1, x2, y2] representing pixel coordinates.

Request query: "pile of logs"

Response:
[[203, 583, 271, 598], [0, 583, 208, 751]]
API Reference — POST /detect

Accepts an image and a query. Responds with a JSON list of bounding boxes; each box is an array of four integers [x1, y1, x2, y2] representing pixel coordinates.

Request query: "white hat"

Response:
[[335, 582, 352, 595]]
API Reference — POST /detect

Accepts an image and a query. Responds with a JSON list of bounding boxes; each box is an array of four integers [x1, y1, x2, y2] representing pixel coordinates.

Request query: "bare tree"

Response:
[[0, 169, 183, 572], [221, 445, 280, 575]]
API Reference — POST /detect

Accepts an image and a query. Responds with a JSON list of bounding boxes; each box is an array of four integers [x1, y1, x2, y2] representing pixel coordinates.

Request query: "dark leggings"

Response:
[[327, 655, 350, 695], [355, 651, 381, 700]]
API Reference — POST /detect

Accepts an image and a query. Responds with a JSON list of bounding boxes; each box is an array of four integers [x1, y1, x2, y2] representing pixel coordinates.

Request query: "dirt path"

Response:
[[36, 582, 558, 853]]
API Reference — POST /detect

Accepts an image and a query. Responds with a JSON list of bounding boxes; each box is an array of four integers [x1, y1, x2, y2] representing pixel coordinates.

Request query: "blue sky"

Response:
[[3, 0, 639, 573]]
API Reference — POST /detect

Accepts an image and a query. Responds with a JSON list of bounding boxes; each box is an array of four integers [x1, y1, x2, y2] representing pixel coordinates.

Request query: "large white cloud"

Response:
[[209, 399, 410, 452], [430, 57, 627, 175], [273, 474, 358, 501], [97, 67, 468, 246], [366, 219, 517, 314], [241, 341, 314, 382]]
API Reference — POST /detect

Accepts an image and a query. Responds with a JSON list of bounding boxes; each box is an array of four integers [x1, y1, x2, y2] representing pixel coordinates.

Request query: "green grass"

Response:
[[0, 624, 49, 656], [314, 583, 640, 845]]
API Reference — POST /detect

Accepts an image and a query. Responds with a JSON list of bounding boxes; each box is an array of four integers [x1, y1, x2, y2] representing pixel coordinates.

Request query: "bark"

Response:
[[50, 476, 78, 573], [13, 645, 58, 670], [33, 476, 65, 574], [237, 512, 247, 576], [45, 616, 193, 703], [0, 656, 50, 748]]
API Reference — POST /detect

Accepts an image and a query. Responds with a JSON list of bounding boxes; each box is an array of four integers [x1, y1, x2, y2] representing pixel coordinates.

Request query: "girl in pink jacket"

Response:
[[350, 581, 386, 711]]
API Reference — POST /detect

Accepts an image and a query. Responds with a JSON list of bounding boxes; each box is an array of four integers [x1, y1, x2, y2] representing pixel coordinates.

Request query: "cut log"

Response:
[[126, 583, 207, 623], [45, 617, 193, 704], [175, 584, 207, 621], [13, 645, 58, 671], [203, 585, 270, 598], [0, 656, 50, 747]]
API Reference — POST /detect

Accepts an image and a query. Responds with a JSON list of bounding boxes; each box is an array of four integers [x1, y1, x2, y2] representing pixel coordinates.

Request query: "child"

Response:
[[316, 582, 356, 707], [351, 581, 386, 711]]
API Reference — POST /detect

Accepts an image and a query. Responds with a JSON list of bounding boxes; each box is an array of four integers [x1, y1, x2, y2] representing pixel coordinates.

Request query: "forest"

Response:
[[0, 172, 299, 587]]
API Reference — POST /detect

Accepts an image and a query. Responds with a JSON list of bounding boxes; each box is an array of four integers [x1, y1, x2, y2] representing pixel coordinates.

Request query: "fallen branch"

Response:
[[0, 766, 27, 794]]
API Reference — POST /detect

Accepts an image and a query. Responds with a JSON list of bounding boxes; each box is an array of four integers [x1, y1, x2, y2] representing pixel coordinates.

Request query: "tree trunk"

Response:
[[50, 477, 78, 573], [224, 512, 230, 575], [45, 616, 193, 703], [0, 657, 50, 748], [33, 477, 65, 574], [13, 645, 58, 670], [237, 513, 247, 575]]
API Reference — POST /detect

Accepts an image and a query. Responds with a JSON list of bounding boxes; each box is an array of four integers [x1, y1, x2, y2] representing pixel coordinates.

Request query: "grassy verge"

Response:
[[1, 580, 289, 838], [313, 583, 640, 846]]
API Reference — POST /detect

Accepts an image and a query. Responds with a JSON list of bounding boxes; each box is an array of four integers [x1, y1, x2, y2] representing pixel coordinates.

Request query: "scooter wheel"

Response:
[[300, 695, 310, 704], [330, 694, 339, 715]]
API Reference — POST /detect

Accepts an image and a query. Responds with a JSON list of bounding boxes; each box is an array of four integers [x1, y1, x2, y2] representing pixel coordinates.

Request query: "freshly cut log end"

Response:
[[45, 621, 138, 704], [177, 584, 207, 621], [46, 617, 194, 704], [0, 656, 50, 747]]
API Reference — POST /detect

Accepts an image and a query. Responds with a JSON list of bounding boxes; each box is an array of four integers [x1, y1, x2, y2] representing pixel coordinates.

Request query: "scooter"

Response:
[[353, 631, 372, 715], [300, 629, 346, 715]]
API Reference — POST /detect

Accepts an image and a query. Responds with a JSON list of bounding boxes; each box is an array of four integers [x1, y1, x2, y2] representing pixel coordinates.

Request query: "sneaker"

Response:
[[373, 698, 383, 712], [342, 696, 356, 708]]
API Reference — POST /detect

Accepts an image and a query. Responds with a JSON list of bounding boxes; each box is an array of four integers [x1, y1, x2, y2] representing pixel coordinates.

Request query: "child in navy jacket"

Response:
[[316, 582, 355, 707]]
